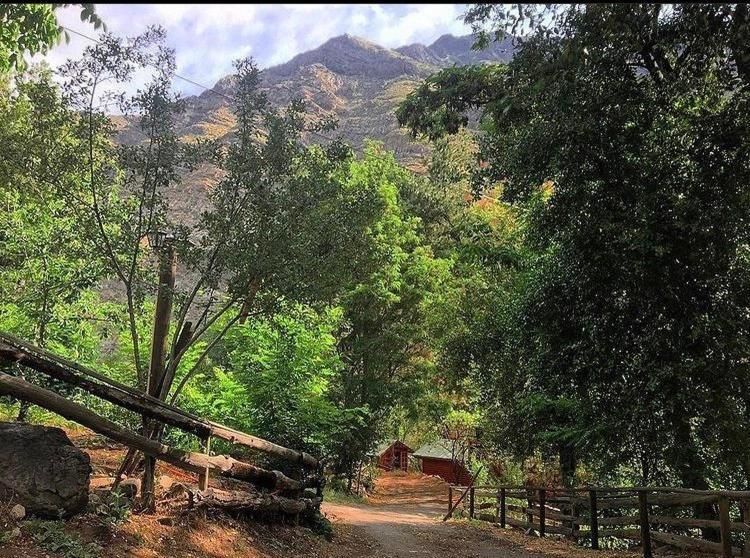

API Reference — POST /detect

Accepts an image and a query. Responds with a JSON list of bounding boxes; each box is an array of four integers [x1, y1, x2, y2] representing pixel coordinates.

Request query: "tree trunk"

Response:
[[560, 443, 577, 488]]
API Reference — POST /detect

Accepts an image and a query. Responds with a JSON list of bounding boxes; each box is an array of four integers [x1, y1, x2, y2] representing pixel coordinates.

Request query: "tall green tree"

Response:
[[399, 3, 750, 489]]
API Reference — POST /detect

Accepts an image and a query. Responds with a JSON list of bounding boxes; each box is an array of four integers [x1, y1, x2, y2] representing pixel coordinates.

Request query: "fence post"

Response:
[[527, 488, 534, 526], [571, 499, 580, 541], [470, 486, 475, 519], [448, 486, 453, 517], [742, 500, 750, 558], [500, 487, 506, 528], [539, 488, 546, 537], [198, 435, 211, 491], [589, 489, 599, 550], [719, 495, 732, 558], [638, 491, 652, 558]]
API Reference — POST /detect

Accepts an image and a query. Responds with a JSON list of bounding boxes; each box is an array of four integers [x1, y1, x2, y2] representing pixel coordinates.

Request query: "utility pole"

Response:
[[142, 232, 176, 512]]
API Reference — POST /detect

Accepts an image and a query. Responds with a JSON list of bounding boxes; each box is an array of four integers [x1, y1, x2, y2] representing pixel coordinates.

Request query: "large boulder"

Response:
[[0, 422, 91, 518]]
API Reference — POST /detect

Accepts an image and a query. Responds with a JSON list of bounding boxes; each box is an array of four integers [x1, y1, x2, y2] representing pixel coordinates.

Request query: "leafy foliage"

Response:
[[0, 4, 104, 73]]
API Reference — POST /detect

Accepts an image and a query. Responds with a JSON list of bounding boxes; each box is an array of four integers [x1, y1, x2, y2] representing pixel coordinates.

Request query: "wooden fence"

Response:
[[447, 484, 750, 558], [0, 332, 323, 515]]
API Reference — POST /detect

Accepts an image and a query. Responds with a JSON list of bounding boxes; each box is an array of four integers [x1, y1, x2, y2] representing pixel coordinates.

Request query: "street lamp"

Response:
[[146, 230, 175, 251]]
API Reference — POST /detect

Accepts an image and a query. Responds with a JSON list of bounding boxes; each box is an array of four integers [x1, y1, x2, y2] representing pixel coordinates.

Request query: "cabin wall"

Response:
[[377, 447, 409, 471], [419, 457, 472, 485]]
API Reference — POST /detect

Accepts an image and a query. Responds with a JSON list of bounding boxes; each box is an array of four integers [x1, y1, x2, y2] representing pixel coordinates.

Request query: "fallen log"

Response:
[[0, 332, 318, 468], [196, 488, 321, 516], [0, 373, 301, 491]]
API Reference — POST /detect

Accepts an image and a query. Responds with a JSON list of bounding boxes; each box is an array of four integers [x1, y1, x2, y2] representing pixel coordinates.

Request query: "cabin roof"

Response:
[[367, 440, 413, 457], [412, 440, 455, 460]]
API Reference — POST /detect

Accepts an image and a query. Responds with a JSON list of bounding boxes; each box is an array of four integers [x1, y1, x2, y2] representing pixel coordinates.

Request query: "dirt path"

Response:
[[322, 473, 549, 558]]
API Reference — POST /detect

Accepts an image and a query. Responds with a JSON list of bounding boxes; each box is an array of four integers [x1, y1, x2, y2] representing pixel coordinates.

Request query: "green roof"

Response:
[[412, 440, 456, 460]]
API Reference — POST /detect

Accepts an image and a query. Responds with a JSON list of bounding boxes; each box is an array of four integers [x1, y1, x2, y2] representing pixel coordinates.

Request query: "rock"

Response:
[[9, 504, 25, 520], [117, 478, 140, 499], [0, 422, 91, 518], [157, 474, 177, 492]]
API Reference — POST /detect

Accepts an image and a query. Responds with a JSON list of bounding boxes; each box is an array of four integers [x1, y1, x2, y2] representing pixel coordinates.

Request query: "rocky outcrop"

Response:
[[0, 422, 91, 518]]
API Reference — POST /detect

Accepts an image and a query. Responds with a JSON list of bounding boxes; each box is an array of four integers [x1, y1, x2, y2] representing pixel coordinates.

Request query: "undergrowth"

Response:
[[24, 520, 102, 558]]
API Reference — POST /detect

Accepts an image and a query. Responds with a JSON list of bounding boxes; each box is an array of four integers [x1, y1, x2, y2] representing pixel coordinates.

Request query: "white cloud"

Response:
[[35, 3, 473, 98]]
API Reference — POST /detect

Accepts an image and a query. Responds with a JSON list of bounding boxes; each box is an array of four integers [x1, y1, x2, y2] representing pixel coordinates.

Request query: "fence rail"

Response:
[[447, 484, 750, 558], [0, 331, 322, 511]]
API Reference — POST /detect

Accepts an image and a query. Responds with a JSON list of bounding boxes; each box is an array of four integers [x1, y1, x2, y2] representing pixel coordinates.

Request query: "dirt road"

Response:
[[322, 474, 550, 558]]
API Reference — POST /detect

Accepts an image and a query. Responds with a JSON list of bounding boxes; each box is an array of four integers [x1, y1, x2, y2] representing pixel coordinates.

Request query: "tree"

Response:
[[399, 4, 750, 490], [326, 144, 451, 486], [0, 3, 104, 73], [0, 70, 105, 420]]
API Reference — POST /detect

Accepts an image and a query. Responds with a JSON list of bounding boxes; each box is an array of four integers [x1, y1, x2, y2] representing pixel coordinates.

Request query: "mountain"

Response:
[[122, 33, 514, 223]]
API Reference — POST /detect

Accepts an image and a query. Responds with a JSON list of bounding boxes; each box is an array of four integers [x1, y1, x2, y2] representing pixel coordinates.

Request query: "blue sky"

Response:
[[42, 4, 472, 96]]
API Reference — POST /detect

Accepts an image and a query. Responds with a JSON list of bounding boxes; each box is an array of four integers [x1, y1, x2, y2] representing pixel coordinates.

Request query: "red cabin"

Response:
[[413, 441, 473, 485], [370, 440, 413, 472]]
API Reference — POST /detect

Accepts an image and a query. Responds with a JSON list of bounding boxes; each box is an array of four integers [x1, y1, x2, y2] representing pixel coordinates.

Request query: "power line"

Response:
[[61, 26, 237, 103], [60, 25, 502, 205]]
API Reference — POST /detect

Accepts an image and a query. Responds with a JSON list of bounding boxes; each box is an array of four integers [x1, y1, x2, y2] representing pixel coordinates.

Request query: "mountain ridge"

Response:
[[121, 33, 514, 224]]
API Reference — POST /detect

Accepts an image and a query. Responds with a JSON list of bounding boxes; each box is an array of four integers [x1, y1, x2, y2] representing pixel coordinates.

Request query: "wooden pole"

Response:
[[198, 435, 211, 491], [0, 373, 304, 491], [639, 491, 652, 558], [500, 487, 506, 528], [742, 500, 750, 558], [470, 486, 475, 519], [448, 486, 453, 517], [539, 488, 546, 537], [443, 466, 484, 522], [0, 332, 319, 468], [719, 495, 732, 558], [143, 242, 177, 512], [590, 489, 599, 550], [527, 488, 534, 526]]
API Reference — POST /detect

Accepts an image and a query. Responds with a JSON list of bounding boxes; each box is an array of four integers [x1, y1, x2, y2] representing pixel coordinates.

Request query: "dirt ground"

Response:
[[0, 431, 659, 558], [324, 473, 641, 558]]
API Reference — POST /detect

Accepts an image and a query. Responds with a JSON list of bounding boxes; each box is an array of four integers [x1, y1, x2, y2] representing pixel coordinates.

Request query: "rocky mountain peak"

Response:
[[267, 33, 431, 80]]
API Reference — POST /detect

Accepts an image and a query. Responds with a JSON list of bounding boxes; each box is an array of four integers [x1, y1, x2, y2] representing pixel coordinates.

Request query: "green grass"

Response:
[[322, 487, 366, 505]]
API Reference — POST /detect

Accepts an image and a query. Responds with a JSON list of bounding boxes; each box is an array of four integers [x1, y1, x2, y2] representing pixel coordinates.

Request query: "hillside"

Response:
[[116, 33, 512, 225], [174, 33, 512, 154]]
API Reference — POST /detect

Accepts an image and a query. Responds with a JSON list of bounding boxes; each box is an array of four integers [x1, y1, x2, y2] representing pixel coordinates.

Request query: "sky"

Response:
[[40, 4, 472, 97]]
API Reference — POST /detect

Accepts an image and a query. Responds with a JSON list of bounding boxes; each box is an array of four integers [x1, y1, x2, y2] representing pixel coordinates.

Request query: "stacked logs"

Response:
[[0, 332, 323, 519]]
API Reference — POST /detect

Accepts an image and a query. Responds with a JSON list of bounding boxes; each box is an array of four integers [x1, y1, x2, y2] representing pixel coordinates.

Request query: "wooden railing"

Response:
[[447, 485, 750, 558], [0, 332, 323, 514]]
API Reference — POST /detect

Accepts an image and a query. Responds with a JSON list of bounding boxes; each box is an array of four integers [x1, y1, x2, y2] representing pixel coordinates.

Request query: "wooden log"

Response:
[[0, 373, 302, 491], [506, 516, 535, 531], [506, 504, 575, 523], [539, 489, 546, 537], [599, 529, 642, 540], [639, 490, 652, 558], [0, 332, 319, 469], [196, 488, 321, 516], [478, 512, 497, 523], [651, 531, 742, 556], [470, 487, 475, 519], [448, 486, 453, 516], [479, 502, 496, 510], [596, 493, 718, 510]]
